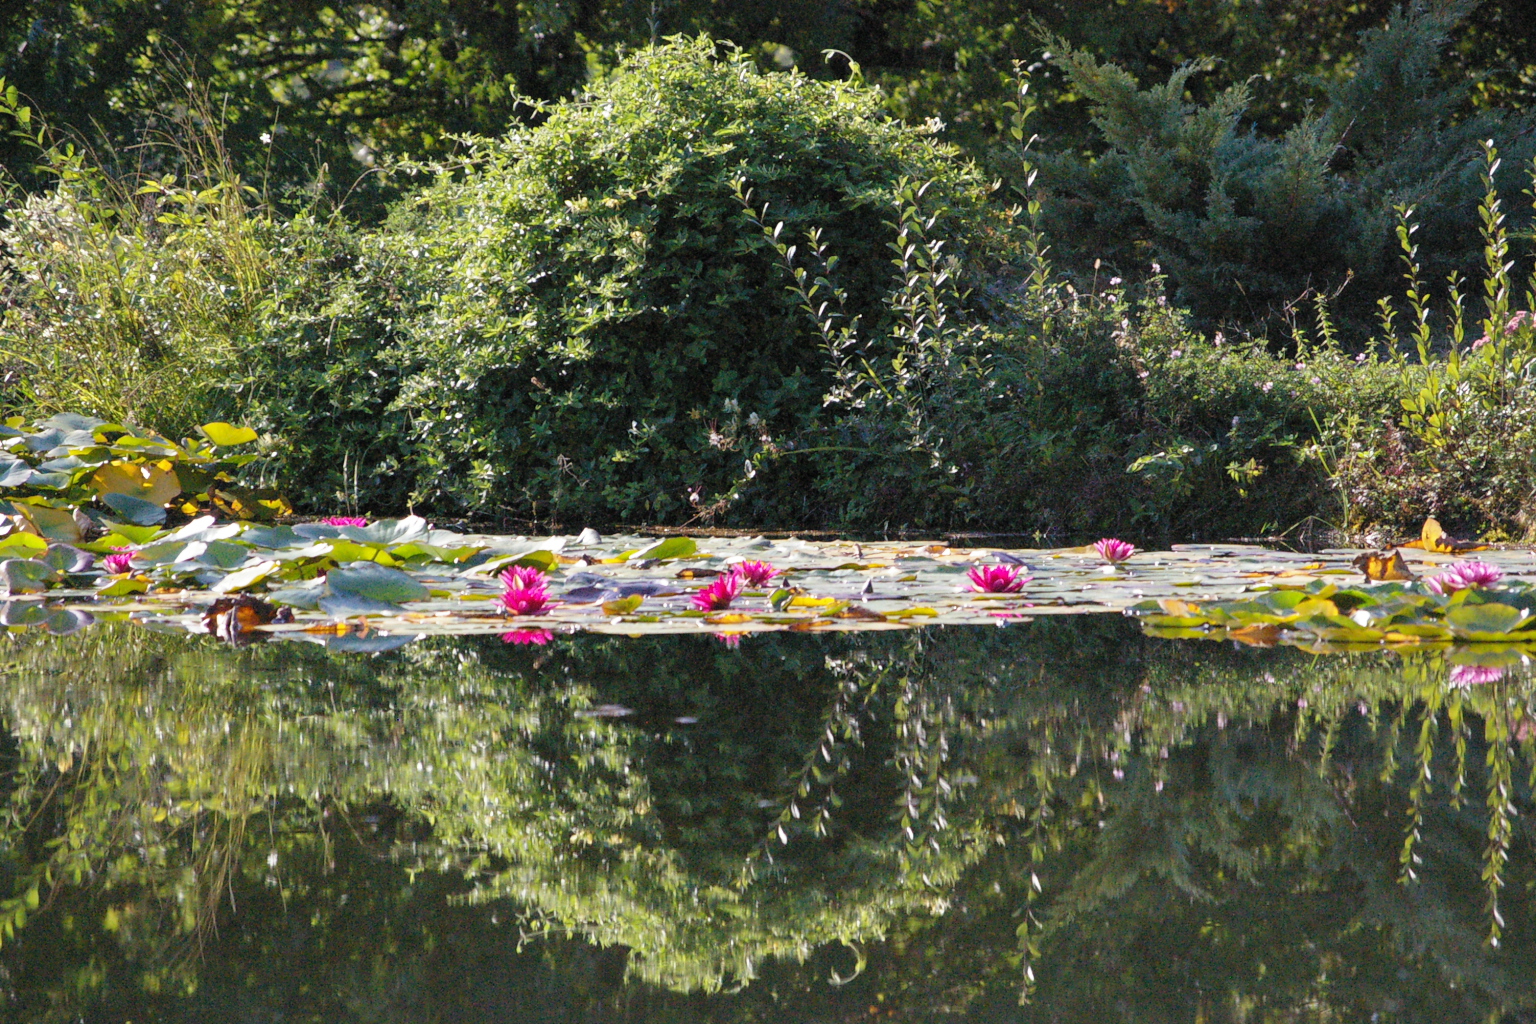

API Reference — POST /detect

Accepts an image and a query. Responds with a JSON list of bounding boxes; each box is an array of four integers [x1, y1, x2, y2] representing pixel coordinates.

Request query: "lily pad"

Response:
[[326, 564, 430, 606], [101, 492, 167, 526], [1446, 602, 1536, 640], [0, 558, 58, 595]]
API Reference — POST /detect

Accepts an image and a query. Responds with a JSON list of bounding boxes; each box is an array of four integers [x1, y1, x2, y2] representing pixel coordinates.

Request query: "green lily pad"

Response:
[[635, 536, 698, 562], [100, 492, 167, 526], [0, 558, 58, 595], [1446, 602, 1536, 640], [326, 564, 430, 605]]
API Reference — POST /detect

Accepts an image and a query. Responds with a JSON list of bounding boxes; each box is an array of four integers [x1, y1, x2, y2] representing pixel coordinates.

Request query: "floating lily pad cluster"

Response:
[[1130, 575, 1536, 650], [0, 412, 288, 536], [4, 509, 1536, 650]]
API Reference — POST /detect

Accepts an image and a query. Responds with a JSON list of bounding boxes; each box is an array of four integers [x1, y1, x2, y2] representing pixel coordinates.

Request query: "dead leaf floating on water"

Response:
[[1402, 517, 1489, 554], [1352, 549, 1416, 582]]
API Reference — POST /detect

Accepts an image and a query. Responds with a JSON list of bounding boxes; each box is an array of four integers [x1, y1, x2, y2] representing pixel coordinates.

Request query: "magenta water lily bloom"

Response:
[[735, 560, 781, 587], [500, 565, 547, 591], [499, 565, 551, 616], [102, 548, 134, 575], [322, 515, 368, 527], [1426, 560, 1504, 595], [967, 564, 1031, 593], [693, 568, 744, 611], [501, 628, 554, 645], [1093, 538, 1136, 564]]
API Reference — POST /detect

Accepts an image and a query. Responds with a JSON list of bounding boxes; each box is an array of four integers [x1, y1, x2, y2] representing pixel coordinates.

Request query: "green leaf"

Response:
[[1446, 602, 1535, 639], [0, 558, 58, 595], [635, 536, 698, 561], [98, 522, 166, 545], [16, 503, 82, 542], [100, 492, 167, 526], [96, 577, 150, 597], [43, 544, 93, 574], [326, 563, 430, 605], [199, 422, 259, 446], [211, 560, 280, 594], [602, 595, 645, 615], [0, 533, 48, 559], [509, 550, 560, 572]]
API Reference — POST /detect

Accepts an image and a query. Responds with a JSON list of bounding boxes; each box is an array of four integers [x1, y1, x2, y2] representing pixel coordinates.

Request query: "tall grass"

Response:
[[0, 74, 273, 438]]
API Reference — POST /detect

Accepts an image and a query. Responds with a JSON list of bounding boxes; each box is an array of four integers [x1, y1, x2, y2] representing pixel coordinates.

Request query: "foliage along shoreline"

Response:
[[3, 16, 1536, 543]]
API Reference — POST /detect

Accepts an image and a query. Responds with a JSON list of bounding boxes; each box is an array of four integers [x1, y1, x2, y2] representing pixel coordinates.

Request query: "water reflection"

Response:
[[0, 617, 1533, 1020]]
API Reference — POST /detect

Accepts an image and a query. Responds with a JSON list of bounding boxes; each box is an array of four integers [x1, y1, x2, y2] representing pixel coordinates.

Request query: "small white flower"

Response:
[[260, 132, 273, 145]]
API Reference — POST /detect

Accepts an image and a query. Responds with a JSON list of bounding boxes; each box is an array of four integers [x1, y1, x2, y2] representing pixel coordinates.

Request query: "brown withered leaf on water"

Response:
[[203, 595, 287, 643], [1352, 549, 1416, 581], [1401, 517, 1489, 554]]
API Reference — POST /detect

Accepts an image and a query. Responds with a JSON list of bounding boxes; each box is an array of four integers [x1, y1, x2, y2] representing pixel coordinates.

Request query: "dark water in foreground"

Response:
[[1, 616, 1534, 1022]]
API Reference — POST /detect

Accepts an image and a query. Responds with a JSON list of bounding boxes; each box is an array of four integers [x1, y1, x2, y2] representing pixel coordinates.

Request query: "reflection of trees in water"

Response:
[[0, 619, 1534, 1019]]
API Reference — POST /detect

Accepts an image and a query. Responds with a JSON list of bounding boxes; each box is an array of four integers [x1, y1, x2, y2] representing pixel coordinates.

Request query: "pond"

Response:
[[1, 610, 1534, 1021]]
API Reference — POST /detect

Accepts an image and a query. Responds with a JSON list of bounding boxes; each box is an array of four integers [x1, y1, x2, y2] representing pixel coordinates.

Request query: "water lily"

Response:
[[967, 564, 1031, 593], [501, 628, 554, 645], [322, 515, 368, 527], [500, 565, 547, 591], [1426, 560, 1504, 595], [500, 565, 550, 616], [1093, 538, 1136, 564], [1449, 664, 1504, 687], [735, 560, 782, 587], [693, 568, 743, 611], [714, 632, 744, 648], [101, 548, 134, 575]]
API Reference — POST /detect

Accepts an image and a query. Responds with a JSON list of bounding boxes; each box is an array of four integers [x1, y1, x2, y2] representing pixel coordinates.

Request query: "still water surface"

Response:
[[1, 616, 1533, 1021]]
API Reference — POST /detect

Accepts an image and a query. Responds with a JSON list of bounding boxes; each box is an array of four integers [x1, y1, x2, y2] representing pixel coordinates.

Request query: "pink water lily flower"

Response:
[[693, 568, 744, 611], [734, 560, 782, 587], [501, 628, 554, 645], [967, 564, 1031, 593], [1425, 560, 1504, 595], [1093, 538, 1136, 564], [500, 565, 551, 616], [500, 565, 548, 591], [1449, 664, 1505, 687], [101, 548, 134, 575], [714, 632, 744, 648], [322, 515, 368, 527]]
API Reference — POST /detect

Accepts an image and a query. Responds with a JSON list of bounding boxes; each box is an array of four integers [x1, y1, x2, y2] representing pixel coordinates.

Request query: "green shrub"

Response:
[[1329, 155, 1536, 542], [0, 80, 272, 438], [1034, 0, 1536, 340], [236, 38, 1012, 524]]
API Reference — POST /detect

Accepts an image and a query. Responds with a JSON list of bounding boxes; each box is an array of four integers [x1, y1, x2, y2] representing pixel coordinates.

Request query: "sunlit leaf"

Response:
[[198, 422, 259, 447]]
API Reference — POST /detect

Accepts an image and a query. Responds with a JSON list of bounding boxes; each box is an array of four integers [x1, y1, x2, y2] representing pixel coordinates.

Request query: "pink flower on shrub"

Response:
[[500, 566, 550, 616], [967, 564, 1031, 593], [322, 515, 368, 527], [735, 560, 781, 587], [1450, 664, 1504, 687], [1425, 560, 1504, 595], [101, 548, 134, 575], [692, 569, 743, 611], [1093, 538, 1136, 564], [501, 628, 554, 645], [1472, 310, 1532, 350]]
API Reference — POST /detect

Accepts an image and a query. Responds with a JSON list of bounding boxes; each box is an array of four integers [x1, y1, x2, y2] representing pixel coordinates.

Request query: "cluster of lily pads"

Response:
[[0, 412, 288, 535], [0, 508, 1156, 644], [1130, 559, 1536, 649]]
